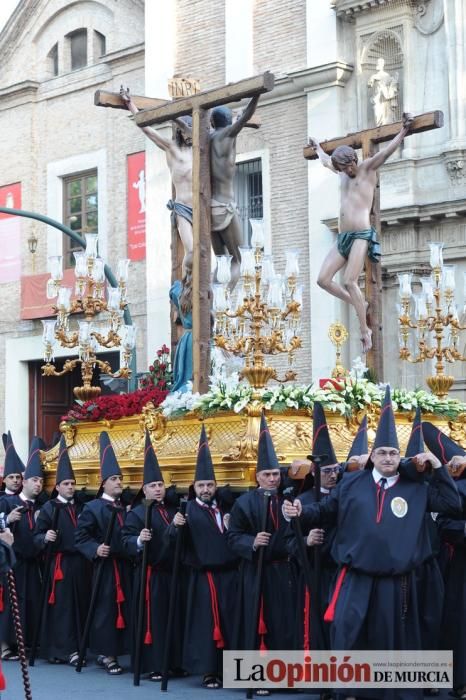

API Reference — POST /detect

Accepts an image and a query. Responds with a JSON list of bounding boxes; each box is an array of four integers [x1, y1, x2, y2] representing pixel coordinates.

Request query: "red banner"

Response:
[[127, 151, 146, 261], [21, 269, 77, 320], [0, 182, 21, 282]]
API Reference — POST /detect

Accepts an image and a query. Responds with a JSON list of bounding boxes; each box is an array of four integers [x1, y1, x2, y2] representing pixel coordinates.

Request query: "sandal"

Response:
[[68, 652, 86, 667], [1, 648, 19, 661], [149, 671, 163, 682], [104, 659, 123, 675], [255, 691, 271, 697], [202, 674, 222, 689]]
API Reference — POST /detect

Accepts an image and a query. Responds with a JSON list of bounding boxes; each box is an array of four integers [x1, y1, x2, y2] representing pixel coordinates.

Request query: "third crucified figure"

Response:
[[309, 112, 413, 353]]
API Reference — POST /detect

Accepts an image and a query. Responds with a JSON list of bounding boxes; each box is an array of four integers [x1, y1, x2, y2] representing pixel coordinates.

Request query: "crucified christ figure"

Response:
[[120, 86, 193, 273], [310, 112, 413, 353]]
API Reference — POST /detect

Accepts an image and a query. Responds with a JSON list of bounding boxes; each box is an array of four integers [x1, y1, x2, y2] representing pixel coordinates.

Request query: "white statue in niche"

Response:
[[368, 57, 399, 126]]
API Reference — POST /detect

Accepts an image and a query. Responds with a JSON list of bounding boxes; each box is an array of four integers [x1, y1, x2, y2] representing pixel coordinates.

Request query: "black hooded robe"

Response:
[[74, 498, 131, 658], [299, 467, 460, 700], [0, 495, 42, 647], [437, 479, 466, 691], [34, 498, 91, 659], [168, 498, 238, 676], [122, 501, 183, 673], [227, 489, 297, 652]]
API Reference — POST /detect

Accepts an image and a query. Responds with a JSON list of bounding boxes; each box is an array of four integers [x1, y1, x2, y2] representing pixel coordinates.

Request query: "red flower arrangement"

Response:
[[139, 343, 173, 392], [61, 345, 172, 424], [61, 386, 169, 424]]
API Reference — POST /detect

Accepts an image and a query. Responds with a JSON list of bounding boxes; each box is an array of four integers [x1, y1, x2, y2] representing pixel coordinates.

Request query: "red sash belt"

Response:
[[0, 584, 4, 612], [303, 586, 310, 651], [112, 559, 126, 629], [48, 553, 64, 605], [324, 565, 348, 622], [144, 565, 153, 645], [206, 571, 225, 648], [258, 595, 267, 652]]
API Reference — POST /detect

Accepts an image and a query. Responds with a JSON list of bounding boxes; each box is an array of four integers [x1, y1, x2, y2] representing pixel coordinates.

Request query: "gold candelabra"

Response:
[[212, 220, 302, 391], [41, 233, 136, 401], [328, 322, 349, 378], [398, 242, 466, 397]]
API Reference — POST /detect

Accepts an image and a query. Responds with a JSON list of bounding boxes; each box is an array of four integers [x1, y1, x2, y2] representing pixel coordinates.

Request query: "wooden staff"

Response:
[[133, 498, 155, 686], [307, 453, 327, 650], [161, 498, 187, 692], [246, 488, 273, 700], [29, 501, 61, 666], [75, 507, 119, 673], [282, 487, 312, 592]]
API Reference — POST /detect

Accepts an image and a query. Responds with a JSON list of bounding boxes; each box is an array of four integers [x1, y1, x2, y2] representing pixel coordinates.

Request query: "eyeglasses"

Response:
[[320, 466, 340, 475]]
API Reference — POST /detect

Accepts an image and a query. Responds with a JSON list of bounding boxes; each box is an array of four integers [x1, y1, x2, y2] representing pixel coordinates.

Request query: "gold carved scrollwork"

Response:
[[141, 403, 173, 450], [60, 422, 77, 449], [447, 415, 466, 449], [292, 423, 313, 451]]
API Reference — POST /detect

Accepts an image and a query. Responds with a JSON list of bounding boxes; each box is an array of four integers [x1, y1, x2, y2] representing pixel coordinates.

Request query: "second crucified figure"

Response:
[[310, 112, 413, 353]]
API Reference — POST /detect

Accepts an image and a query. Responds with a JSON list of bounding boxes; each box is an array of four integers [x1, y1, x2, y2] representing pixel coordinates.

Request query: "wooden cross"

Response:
[[303, 110, 444, 380], [96, 72, 274, 393]]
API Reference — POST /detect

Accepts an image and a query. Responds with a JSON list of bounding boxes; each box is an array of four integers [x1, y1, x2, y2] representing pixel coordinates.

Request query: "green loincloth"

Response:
[[337, 227, 381, 263]]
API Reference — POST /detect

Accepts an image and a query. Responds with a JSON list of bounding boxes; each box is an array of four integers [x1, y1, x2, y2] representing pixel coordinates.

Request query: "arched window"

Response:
[[68, 28, 88, 70], [48, 43, 59, 77]]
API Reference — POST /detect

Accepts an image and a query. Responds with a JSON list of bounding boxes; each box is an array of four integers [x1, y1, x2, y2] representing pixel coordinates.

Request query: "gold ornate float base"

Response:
[[42, 404, 466, 492]]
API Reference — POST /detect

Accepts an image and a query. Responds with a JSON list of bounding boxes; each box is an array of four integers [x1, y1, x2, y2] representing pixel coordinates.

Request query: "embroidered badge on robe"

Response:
[[391, 496, 408, 518]]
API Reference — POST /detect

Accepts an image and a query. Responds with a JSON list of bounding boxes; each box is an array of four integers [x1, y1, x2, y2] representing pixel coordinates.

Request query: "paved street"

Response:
[[0, 656, 454, 700]]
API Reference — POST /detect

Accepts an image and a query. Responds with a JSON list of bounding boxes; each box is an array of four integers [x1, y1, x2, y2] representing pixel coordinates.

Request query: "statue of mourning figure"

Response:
[[368, 57, 399, 127]]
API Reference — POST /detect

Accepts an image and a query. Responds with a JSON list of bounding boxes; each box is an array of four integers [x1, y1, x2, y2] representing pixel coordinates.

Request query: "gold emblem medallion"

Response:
[[391, 496, 408, 518]]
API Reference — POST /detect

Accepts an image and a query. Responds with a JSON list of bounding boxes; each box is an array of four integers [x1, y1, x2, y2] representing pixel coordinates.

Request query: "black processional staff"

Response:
[[282, 486, 312, 593], [76, 505, 119, 673], [133, 498, 155, 687], [246, 488, 273, 700], [0, 512, 32, 700], [307, 452, 328, 649], [29, 501, 61, 667], [161, 497, 188, 692]]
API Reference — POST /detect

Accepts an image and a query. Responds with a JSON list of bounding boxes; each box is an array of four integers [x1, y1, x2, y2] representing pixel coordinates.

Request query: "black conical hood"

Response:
[[422, 421, 466, 466], [143, 430, 163, 484], [256, 413, 279, 472], [2, 433, 7, 451], [99, 431, 122, 482], [3, 431, 25, 477], [194, 425, 216, 482], [55, 435, 75, 483], [347, 415, 369, 460], [307, 402, 337, 466], [405, 407, 424, 458], [24, 436, 44, 479], [373, 386, 399, 450]]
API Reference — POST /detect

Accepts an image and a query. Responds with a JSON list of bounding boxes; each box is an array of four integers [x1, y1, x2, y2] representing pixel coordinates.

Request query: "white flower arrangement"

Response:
[[159, 375, 466, 420]]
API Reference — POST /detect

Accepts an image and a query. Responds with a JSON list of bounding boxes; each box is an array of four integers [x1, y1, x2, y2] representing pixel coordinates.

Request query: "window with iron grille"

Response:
[[62, 170, 98, 268], [234, 158, 263, 245]]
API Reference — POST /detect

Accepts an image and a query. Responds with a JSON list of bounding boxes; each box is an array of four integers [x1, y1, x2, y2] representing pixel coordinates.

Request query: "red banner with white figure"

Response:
[[0, 182, 22, 283], [127, 151, 146, 261]]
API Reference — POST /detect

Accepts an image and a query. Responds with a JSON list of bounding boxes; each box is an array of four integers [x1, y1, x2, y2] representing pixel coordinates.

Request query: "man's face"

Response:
[[194, 480, 216, 504], [371, 447, 401, 477], [143, 481, 166, 502], [103, 474, 123, 498], [56, 479, 76, 500], [337, 161, 358, 178], [4, 473, 22, 493], [256, 469, 281, 490], [320, 464, 339, 490], [22, 476, 43, 499]]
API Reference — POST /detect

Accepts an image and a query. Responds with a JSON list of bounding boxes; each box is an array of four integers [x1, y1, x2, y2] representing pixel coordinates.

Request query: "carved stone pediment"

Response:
[[331, 0, 397, 20]]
